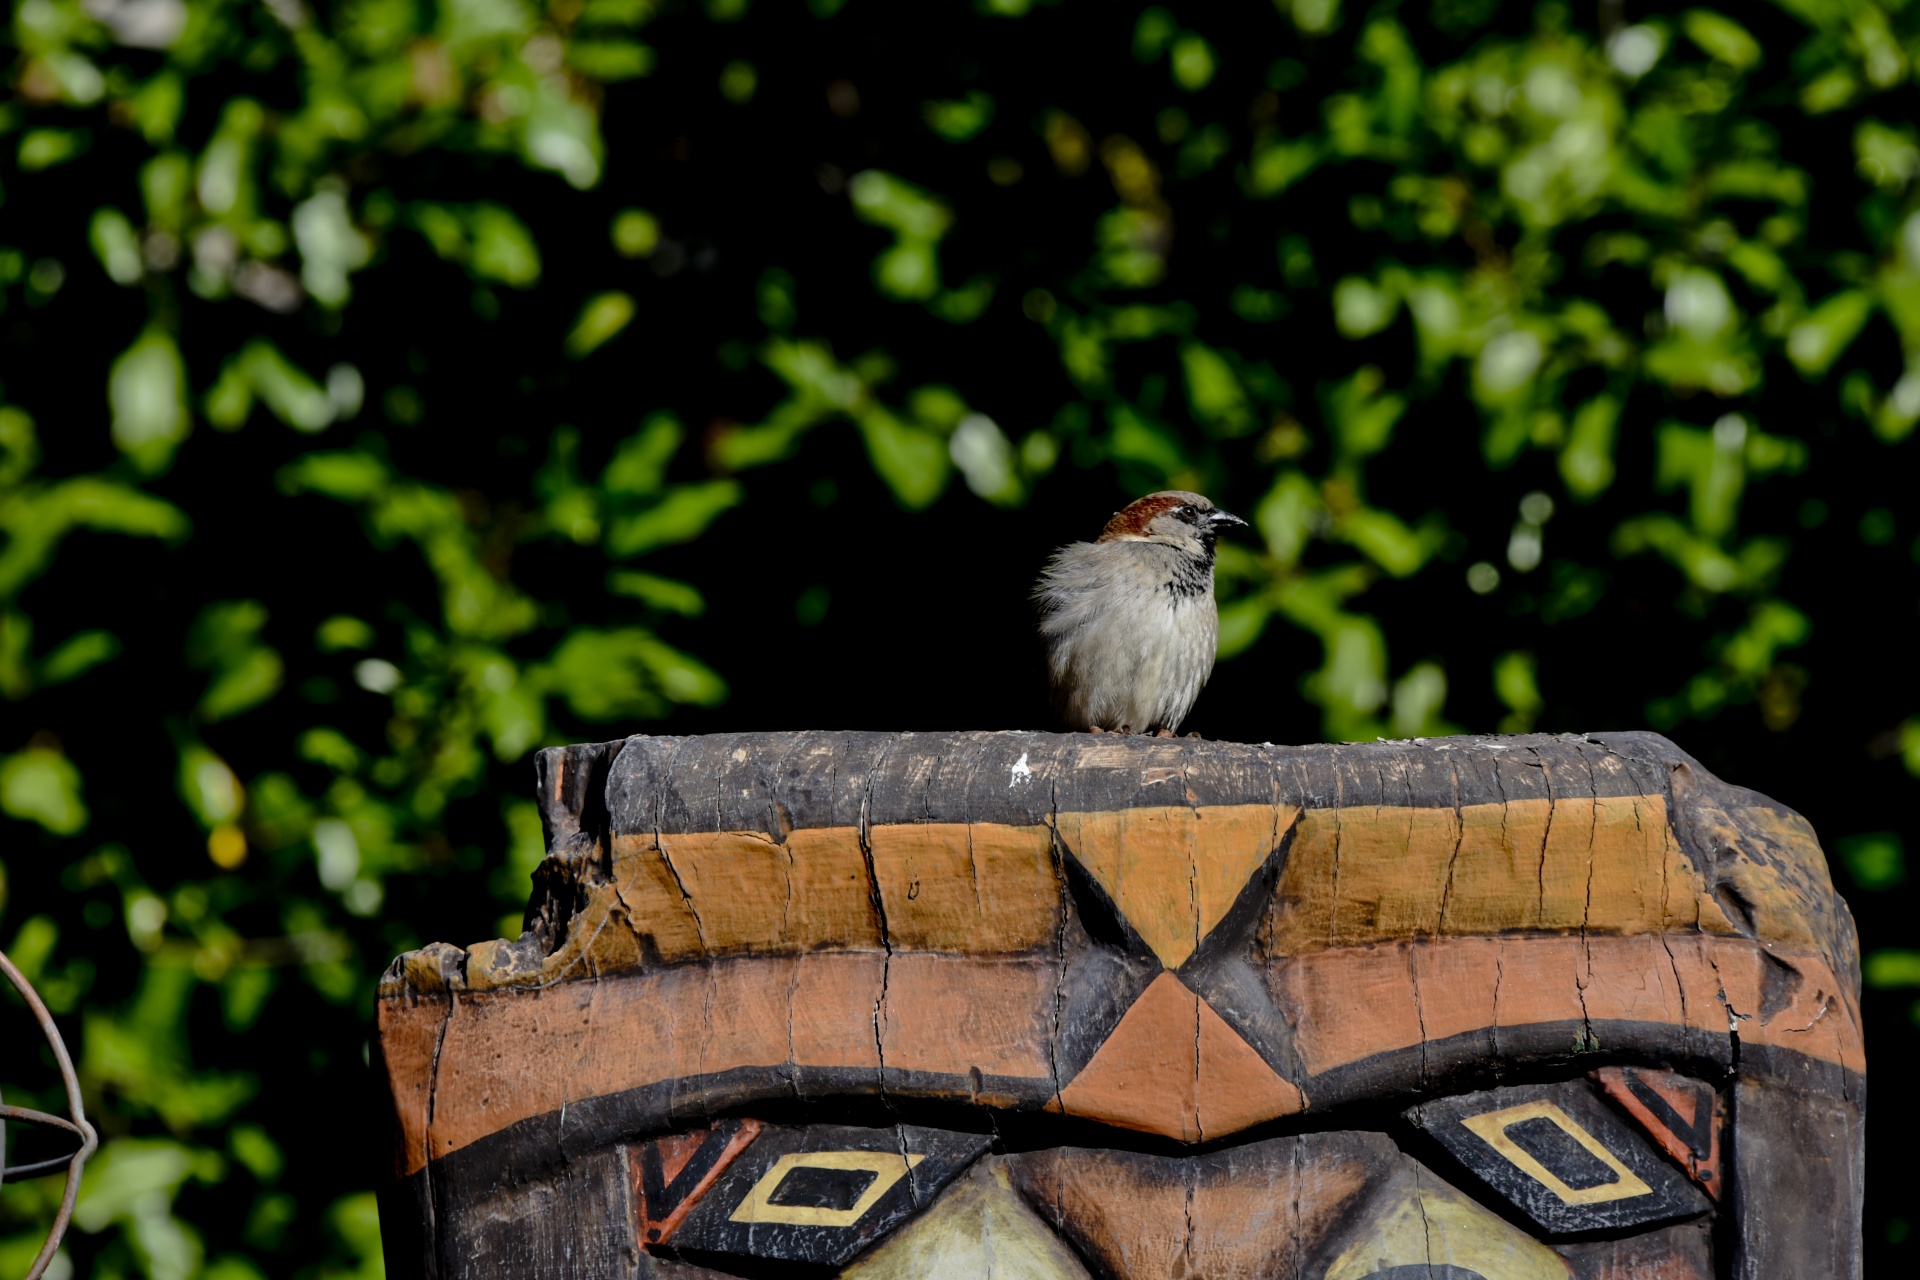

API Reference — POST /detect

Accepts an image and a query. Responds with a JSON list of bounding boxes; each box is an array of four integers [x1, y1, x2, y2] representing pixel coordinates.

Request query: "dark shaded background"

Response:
[[1, 0, 1915, 1275]]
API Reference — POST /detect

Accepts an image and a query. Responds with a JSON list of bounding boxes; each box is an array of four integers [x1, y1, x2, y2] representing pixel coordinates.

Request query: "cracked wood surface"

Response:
[[370, 729, 1858, 1280], [375, 729, 1862, 1179], [374, 736, 1858, 1174]]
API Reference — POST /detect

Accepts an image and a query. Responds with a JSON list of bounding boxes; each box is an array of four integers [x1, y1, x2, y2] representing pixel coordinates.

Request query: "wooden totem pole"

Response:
[[375, 731, 1864, 1279]]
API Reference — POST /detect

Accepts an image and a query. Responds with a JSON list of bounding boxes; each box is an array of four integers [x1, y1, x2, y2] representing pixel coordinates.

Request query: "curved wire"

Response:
[[0, 948, 99, 1280]]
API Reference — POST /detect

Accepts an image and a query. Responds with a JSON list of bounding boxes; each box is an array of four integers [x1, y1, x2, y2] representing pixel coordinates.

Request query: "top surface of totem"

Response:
[[376, 731, 1862, 1182]]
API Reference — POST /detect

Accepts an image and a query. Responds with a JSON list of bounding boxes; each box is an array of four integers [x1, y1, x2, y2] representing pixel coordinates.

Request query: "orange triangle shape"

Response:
[[1054, 804, 1297, 969], [1055, 973, 1305, 1142]]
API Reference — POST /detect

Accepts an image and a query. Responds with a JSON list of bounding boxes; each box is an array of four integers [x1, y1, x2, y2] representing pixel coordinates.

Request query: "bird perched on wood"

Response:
[[1033, 490, 1246, 736]]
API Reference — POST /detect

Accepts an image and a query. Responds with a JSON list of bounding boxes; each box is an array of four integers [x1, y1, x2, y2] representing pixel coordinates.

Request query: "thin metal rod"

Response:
[[0, 948, 99, 1280]]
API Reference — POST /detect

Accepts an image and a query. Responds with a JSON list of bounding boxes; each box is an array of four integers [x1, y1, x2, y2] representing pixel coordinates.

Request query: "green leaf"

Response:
[[1786, 290, 1876, 377], [1333, 276, 1399, 338], [293, 189, 372, 307], [1559, 394, 1619, 499], [0, 406, 37, 487], [854, 407, 951, 509], [608, 571, 706, 616], [1248, 136, 1320, 196], [948, 413, 1021, 504], [611, 208, 661, 258], [1389, 661, 1451, 738], [71, 1138, 223, 1236], [199, 648, 285, 721], [519, 84, 604, 188], [535, 627, 726, 719], [1682, 10, 1762, 70], [1339, 507, 1437, 577], [0, 477, 190, 600], [1854, 119, 1920, 191], [1215, 595, 1272, 658], [90, 207, 144, 285], [1326, 367, 1406, 460], [605, 480, 743, 556], [0, 748, 88, 835], [469, 204, 543, 286], [1493, 650, 1543, 732], [923, 92, 995, 142], [18, 128, 88, 171], [40, 630, 121, 684], [1169, 33, 1216, 91], [1107, 404, 1190, 481], [315, 615, 375, 651], [603, 414, 684, 495], [1835, 832, 1904, 890], [1181, 342, 1256, 436], [280, 450, 390, 500], [109, 327, 191, 473], [569, 39, 657, 81], [1864, 949, 1920, 988], [1253, 470, 1322, 566], [239, 341, 336, 432], [565, 291, 636, 357], [848, 170, 953, 239], [176, 743, 243, 827]]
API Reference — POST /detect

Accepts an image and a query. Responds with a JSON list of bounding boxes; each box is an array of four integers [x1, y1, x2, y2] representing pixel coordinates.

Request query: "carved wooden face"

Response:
[[375, 731, 1865, 1280]]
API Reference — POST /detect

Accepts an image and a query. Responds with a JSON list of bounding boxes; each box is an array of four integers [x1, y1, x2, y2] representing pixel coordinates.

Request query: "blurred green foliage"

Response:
[[2, 0, 1919, 1274]]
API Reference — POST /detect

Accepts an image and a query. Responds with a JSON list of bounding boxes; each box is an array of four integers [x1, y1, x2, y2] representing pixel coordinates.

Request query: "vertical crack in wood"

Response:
[[1530, 750, 1554, 932], [1181, 1155, 1197, 1275], [1288, 1133, 1306, 1279], [421, 991, 455, 1265], [774, 737, 801, 1103], [1192, 963, 1205, 1140], [1490, 934, 1506, 1065], [1409, 926, 1429, 1090], [1549, 751, 1595, 1053], [858, 737, 895, 1114], [1046, 773, 1068, 1110], [1582, 750, 1604, 1052], [1619, 747, 1694, 1059], [1704, 946, 1744, 1071], [650, 742, 707, 955], [1326, 761, 1345, 952], [965, 822, 985, 921], [1413, 1162, 1440, 1273], [1183, 756, 1200, 978], [1437, 756, 1465, 938], [1488, 755, 1517, 924]]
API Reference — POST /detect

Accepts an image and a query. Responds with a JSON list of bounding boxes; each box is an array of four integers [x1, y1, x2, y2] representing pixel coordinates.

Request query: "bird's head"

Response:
[[1095, 490, 1247, 558]]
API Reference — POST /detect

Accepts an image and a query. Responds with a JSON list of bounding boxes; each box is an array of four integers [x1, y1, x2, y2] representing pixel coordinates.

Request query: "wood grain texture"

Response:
[[385, 730, 1856, 993], [1555, 1219, 1715, 1280], [373, 730, 1865, 1280], [1007, 1131, 1395, 1279]]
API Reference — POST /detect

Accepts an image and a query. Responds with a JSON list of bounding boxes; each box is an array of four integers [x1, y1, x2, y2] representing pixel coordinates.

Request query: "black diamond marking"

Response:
[[766, 1165, 877, 1212], [1501, 1116, 1623, 1192]]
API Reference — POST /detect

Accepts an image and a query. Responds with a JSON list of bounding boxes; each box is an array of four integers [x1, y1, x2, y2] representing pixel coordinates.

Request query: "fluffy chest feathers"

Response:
[[1034, 539, 1220, 733]]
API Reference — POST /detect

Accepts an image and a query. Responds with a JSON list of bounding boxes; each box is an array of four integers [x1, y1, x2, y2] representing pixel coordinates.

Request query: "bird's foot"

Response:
[[1151, 727, 1176, 738], [1184, 731, 1203, 739], [1087, 724, 1105, 735]]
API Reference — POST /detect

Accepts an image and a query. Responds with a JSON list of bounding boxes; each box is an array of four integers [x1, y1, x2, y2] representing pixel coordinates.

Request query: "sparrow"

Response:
[[1033, 490, 1246, 736]]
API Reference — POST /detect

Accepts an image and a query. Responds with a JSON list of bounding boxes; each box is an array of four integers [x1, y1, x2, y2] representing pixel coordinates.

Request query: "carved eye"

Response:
[[632, 1120, 990, 1272], [1405, 1078, 1712, 1235]]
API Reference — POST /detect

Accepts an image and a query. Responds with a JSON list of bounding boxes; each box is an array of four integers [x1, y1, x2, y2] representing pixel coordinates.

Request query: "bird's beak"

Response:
[[1207, 510, 1248, 531]]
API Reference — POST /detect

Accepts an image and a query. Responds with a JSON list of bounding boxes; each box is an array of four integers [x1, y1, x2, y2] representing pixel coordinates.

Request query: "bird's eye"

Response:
[[1175, 506, 1201, 525]]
